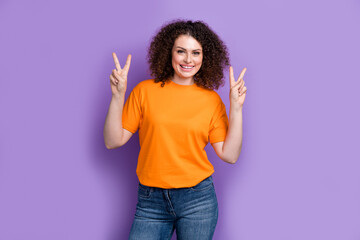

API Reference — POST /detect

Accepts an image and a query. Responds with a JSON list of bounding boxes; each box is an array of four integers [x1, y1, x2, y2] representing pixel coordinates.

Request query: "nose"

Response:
[[184, 53, 191, 63]]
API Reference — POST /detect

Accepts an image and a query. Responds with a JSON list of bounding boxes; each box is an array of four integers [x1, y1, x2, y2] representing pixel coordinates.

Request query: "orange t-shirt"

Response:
[[122, 79, 229, 188]]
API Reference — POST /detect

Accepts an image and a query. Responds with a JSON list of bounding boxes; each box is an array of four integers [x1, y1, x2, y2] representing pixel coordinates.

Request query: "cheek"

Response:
[[196, 58, 203, 67], [172, 54, 182, 63], [171, 56, 178, 68]]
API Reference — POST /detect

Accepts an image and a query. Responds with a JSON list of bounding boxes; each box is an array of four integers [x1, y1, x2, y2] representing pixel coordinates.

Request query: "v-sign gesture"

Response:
[[229, 66, 247, 110], [109, 52, 132, 96]]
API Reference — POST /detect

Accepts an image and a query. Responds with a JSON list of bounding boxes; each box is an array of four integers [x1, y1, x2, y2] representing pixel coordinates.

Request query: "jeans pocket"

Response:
[[138, 183, 152, 199], [189, 176, 214, 192]]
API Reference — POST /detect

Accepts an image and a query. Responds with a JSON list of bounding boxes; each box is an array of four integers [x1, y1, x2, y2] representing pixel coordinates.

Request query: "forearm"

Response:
[[222, 104, 243, 164], [103, 93, 125, 149]]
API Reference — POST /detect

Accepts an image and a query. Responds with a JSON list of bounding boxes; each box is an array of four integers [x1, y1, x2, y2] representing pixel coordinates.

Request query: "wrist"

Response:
[[112, 92, 125, 100], [230, 103, 243, 112]]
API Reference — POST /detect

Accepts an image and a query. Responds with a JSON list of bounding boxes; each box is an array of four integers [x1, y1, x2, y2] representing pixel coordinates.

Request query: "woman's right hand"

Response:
[[109, 53, 131, 96]]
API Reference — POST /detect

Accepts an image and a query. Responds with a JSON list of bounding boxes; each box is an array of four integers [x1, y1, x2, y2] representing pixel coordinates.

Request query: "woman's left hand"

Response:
[[229, 66, 247, 109]]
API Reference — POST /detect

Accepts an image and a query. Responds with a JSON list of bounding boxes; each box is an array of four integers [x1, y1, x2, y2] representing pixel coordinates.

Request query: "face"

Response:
[[171, 35, 203, 82]]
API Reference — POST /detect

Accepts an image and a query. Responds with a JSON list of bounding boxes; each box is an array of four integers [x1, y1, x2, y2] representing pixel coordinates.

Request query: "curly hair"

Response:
[[147, 19, 230, 90]]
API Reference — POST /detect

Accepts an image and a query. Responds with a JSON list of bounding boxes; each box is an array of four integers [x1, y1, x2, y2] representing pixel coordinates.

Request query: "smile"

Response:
[[180, 65, 194, 70]]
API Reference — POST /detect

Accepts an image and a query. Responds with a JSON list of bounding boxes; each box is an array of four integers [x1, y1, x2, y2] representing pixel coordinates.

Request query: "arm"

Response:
[[103, 94, 133, 149], [211, 66, 247, 164], [211, 106, 243, 164], [103, 53, 133, 149]]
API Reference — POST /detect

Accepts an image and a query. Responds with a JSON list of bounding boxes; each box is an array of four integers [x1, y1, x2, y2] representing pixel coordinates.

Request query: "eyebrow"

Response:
[[176, 46, 202, 51]]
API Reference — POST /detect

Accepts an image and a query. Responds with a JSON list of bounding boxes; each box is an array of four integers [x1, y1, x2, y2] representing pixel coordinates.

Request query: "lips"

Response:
[[180, 64, 194, 71]]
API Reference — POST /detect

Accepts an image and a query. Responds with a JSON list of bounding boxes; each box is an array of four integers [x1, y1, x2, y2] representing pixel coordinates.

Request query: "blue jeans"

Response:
[[128, 175, 218, 240]]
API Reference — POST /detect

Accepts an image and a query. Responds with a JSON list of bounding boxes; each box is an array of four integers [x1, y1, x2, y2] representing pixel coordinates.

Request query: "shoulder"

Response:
[[132, 79, 161, 90], [129, 79, 157, 94], [133, 79, 154, 88], [203, 88, 223, 104]]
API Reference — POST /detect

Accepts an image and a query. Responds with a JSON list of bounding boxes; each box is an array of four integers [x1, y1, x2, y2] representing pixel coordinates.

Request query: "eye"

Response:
[[177, 50, 185, 54], [193, 52, 200, 55]]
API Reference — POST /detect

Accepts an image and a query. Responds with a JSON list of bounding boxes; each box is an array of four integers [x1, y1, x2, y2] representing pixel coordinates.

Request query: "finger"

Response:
[[231, 78, 242, 90], [229, 66, 235, 86], [239, 79, 245, 91], [123, 54, 132, 73], [112, 52, 122, 72], [110, 74, 118, 85], [110, 74, 119, 84], [237, 67, 247, 83], [240, 87, 247, 95], [236, 78, 244, 90], [112, 69, 121, 79]]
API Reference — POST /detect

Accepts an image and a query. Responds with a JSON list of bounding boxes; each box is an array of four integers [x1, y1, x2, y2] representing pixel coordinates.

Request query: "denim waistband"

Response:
[[139, 175, 213, 191]]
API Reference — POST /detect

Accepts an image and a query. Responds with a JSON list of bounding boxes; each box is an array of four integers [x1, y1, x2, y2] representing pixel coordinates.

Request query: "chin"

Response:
[[176, 70, 199, 79], [180, 73, 196, 79]]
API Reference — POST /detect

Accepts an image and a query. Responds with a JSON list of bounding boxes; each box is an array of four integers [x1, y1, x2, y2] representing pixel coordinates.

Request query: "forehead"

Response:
[[173, 35, 202, 50]]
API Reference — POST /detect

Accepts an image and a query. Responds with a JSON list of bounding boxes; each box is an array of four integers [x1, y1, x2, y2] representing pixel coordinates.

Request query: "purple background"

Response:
[[0, 0, 359, 239]]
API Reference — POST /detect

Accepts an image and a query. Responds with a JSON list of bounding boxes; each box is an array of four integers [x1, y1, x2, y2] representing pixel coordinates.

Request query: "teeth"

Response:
[[181, 65, 194, 69]]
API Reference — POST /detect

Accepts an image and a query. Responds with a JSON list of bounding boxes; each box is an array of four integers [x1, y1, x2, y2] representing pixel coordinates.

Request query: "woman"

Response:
[[104, 19, 247, 239]]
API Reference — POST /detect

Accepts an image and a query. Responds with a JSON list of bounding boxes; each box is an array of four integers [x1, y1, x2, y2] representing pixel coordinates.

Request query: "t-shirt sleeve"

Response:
[[209, 100, 229, 143], [122, 85, 142, 134]]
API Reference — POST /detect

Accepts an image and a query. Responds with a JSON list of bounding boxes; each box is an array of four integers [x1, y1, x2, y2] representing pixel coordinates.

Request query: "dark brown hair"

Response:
[[147, 19, 230, 90]]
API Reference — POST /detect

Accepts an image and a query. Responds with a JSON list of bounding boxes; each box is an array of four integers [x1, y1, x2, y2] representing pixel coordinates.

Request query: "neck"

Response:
[[171, 75, 194, 85]]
